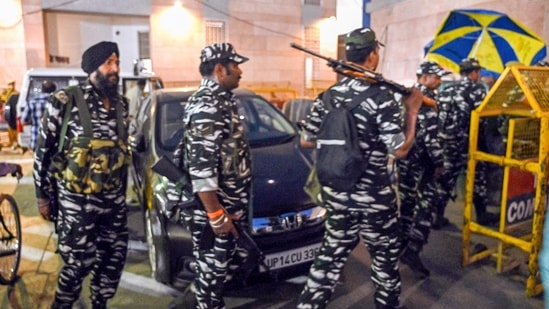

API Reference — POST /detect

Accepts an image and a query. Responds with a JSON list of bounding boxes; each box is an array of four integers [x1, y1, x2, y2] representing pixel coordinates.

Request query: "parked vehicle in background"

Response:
[[129, 87, 326, 289], [16, 67, 163, 147], [282, 98, 316, 126], [247, 86, 298, 109]]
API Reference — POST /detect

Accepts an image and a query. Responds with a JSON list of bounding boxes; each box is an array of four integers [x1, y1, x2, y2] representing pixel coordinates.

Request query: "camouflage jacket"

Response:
[[33, 80, 129, 198], [400, 82, 443, 168], [167, 78, 252, 214], [437, 76, 486, 142], [301, 77, 404, 190]]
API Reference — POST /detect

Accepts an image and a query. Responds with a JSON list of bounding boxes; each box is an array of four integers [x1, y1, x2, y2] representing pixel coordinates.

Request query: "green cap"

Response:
[[345, 27, 384, 51]]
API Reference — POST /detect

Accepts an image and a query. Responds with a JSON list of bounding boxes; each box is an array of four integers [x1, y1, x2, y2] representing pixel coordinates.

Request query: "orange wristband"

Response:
[[207, 208, 225, 219]]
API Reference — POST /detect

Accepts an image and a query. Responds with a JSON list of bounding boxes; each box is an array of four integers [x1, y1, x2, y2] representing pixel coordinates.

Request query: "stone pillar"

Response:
[[22, 0, 47, 69]]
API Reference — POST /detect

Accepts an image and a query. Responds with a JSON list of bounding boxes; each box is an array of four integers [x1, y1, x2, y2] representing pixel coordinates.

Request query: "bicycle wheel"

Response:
[[0, 194, 22, 285]]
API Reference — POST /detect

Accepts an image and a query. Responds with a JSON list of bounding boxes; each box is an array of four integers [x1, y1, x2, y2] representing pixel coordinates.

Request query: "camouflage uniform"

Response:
[[33, 80, 129, 308], [298, 77, 404, 309], [397, 82, 443, 253], [168, 78, 252, 309], [436, 76, 488, 220]]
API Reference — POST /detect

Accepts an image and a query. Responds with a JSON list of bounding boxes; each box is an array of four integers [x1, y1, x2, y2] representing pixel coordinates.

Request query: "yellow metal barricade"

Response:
[[464, 65, 549, 297]]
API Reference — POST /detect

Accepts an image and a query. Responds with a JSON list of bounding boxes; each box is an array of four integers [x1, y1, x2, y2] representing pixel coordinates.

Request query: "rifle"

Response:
[[233, 220, 271, 282], [151, 155, 196, 209], [151, 155, 190, 188], [289, 42, 436, 107], [151, 156, 271, 278]]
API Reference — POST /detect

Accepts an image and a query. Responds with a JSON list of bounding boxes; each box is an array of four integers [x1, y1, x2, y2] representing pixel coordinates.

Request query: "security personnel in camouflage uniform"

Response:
[[398, 62, 447, 278], [297, 27, 423, 309], [167, 42, 252, 309], [436, 58, 498, 226], [34, 41, 129, 309]]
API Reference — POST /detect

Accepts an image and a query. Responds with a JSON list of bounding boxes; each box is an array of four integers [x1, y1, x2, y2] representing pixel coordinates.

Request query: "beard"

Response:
[[95, 69, 120, 100]]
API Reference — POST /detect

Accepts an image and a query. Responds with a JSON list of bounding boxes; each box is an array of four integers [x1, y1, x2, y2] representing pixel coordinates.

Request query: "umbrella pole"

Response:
[[471, 28, 486, 58]]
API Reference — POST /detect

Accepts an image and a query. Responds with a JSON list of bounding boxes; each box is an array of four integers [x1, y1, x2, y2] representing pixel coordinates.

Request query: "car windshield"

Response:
[[158, 94, 297, 152]]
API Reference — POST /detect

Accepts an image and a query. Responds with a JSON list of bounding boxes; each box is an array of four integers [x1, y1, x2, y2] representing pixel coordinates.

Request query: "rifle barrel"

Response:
[[289, 42, 436, 108], [289, 42, 332, 62]]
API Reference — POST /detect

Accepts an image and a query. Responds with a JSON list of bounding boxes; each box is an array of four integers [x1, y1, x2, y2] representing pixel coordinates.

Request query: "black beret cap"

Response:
[[81, 41, 119, 74], [459, 58, 483, 73]]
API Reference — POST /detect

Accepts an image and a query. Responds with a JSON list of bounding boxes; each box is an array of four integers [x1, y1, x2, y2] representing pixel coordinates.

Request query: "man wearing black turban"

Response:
[[33, 41, 130, 309]]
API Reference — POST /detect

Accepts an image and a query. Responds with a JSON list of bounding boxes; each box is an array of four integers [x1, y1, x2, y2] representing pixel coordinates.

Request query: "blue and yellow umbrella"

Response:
[[424, 9, 547, 75]]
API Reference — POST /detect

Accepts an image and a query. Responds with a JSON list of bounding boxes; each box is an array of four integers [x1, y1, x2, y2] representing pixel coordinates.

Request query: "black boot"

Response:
[[50, 301, 73, 309], [400, 248, 430, 279], [375, 302, 408, 309], [477, 212, 499, 225], [91, 300, 107, 309], [168, 284, 198, 309], [432, 215, 449, 230]]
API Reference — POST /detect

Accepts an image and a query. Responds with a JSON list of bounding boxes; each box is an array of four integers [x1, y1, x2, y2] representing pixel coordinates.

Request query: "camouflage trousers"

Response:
[[181, 208, 248, 309], [397, 160, 438, 253], [297, 186, 402, 309], [436, 141, 488, 218], [53, 184, 128, 307]]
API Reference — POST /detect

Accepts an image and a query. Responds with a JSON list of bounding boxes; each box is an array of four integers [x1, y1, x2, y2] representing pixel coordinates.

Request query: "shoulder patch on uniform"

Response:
[[54, 90, 70, 104]]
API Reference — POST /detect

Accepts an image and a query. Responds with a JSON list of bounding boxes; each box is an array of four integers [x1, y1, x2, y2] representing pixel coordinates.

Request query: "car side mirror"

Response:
[[129, 133, 146, 153]]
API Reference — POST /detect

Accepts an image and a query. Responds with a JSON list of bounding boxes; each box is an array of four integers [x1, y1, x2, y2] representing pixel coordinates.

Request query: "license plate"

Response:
[[263, 243, 321, 271]]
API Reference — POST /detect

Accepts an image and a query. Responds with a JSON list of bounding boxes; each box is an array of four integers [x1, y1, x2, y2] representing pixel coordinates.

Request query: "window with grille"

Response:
[[138, 31, 150, 59], [304, 0, 321, 5], [304, 26, 320, 86], [205, 21, 226, 45]]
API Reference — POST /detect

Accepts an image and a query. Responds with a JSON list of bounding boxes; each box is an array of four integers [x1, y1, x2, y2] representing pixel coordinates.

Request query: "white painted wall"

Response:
[[336, 0, 363, 35], [112, 25, 150, 74], [45, 12, 149, 74]]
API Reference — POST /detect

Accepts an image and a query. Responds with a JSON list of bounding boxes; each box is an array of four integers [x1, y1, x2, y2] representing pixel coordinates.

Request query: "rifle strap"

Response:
[[56, 86, 92, 153], [57, 92, 74, 153], [70, 86, 93, 137]]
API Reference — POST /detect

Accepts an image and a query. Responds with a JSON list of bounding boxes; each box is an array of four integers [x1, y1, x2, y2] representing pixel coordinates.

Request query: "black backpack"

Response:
[[315, 88, 375, 191]]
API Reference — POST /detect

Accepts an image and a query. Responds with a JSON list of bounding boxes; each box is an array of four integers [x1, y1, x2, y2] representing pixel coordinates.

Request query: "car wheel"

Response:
[[145, 207, 168, 282]]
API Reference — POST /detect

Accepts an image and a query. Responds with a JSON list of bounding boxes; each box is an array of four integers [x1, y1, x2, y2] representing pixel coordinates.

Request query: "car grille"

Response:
[[251, 206, 326, 235]]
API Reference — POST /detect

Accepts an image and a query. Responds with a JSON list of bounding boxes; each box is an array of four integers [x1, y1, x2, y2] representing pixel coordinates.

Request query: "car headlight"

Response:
[[251, 206, 327, 235]]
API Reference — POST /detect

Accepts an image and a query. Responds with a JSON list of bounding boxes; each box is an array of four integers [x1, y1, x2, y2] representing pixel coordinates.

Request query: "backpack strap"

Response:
[[65, 86, 93, 138], [56, 94, 74, 153], [63, 86, 127, 142], [321, 90, 334, 111]]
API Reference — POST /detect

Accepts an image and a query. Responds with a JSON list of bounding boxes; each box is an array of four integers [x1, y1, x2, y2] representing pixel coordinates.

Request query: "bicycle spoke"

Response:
[[0, 194, 21, 285]]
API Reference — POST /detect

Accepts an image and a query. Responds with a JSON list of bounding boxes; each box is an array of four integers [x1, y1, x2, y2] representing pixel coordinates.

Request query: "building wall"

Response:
[[1, 0, 337, 96], [150, 0, 205, 88], [0, 0, 150, 89], [367, 0, 549, 86], [1, 0, 547, 96], [0, 0, 31, 89], [22, 0, 47, 71], [44, 12, 149, 73], [150, 0, 338, 95]]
